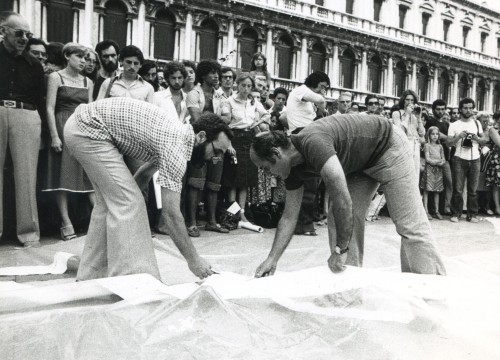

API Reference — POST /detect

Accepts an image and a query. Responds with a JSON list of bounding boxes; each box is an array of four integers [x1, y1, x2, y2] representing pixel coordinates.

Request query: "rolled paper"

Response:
[[238, 221, 264, 233]]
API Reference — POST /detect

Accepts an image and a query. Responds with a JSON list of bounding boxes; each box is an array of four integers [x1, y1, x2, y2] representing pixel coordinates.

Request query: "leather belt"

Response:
[[0, 100, 36, 111]]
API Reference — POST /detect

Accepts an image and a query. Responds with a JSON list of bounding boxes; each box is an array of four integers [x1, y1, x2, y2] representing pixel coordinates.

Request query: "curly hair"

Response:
[[251, 131, 291, 163], [431, 99, 447, 111], [95, 39, 120, 58], [458, 97, 475, 110], [164, 61, 187, 79], [304, 71, 330, 88], [195, 59, 221, 85], [191, 113, 233, 142], [119, 45, 144, 63]]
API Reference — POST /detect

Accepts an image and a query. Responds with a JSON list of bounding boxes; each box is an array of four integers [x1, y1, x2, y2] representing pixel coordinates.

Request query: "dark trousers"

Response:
[[451, 157, 480, 218], [295, 177, 319, 233]]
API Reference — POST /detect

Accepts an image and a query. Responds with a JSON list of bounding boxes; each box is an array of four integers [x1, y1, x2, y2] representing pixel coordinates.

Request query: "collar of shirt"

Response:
[[0, 41, 36, 65], [164, 87, 186, 99]]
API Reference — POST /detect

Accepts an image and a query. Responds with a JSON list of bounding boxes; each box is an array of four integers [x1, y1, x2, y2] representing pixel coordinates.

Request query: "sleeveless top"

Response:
[[55, 72, 89, 113]]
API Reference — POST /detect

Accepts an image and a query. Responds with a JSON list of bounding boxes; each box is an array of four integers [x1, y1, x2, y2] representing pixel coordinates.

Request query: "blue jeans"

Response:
[[451, 157, 480, 218], [329, 126, 446, 275]]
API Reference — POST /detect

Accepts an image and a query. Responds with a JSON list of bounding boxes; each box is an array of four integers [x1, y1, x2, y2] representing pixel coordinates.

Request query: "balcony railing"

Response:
[[234, 0, 500, 70]]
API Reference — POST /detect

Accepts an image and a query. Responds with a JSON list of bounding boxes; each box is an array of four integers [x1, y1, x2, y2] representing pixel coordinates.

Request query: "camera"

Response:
[[462, 132, 474, 148], [413, 105, 421, 114]]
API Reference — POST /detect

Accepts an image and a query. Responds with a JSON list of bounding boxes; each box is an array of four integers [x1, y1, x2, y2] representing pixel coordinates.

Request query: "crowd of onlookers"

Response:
[[1, 10, 498, 248]]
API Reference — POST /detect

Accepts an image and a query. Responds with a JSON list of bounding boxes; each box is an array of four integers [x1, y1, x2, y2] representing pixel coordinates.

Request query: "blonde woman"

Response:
[[43, 43, 94, 240]]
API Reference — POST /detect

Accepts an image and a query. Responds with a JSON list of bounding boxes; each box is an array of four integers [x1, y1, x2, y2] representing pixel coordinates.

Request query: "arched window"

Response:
[[239, 28, 258, 71], [47, 0, 74, 43], [417, 66, 430, 102], [493, 83, 500, 113], [438, 70, 450, 103], [476, 79, 487, 111], [367, 55, 382, 93], [198, 19, 219, 60], [393, 60, 407, 97], [309, 43, 326, 73], [276, 35, 293, 79], [0, 0, 14, 11], [154, 9, 175, 60], [104, 0, 128, 49], [340, 48, 355, 89], [458, 74, 470, 101]]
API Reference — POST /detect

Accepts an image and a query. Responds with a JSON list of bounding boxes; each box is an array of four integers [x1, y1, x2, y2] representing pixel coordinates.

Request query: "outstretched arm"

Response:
[[255, 186, 303, 277]]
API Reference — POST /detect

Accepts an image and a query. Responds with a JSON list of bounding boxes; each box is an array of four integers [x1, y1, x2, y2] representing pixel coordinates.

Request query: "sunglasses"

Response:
[[3, 25, 33, 39], [339, 101, 351, 104]]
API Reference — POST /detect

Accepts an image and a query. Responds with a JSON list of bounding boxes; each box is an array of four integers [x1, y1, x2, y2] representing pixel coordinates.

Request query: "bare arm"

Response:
[[161, 187, 214, 279], [302, 90, 326, 113], [96, 78, 109, 100], [45, 73, 62, 152], [279, 111, 289, 129], [188, 106, 202, 122], [489, 127, 500, 148], [255, 186, 303, 277], [87, 80, 94, 104]]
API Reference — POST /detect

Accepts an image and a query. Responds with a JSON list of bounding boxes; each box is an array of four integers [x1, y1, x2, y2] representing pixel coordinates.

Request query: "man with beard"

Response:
[[92, 39, 120, 100], [0, 12, 46, 248], [97, 45, 154, 103], [447, 98, 485, 223], [152, 61, 188, 123], [25, 38, 48, 72], [64, 97, 233, 280]]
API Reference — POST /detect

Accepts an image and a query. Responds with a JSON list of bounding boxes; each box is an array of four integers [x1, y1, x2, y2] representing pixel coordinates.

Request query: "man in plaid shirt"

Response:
[[64, 97, 233, 280]]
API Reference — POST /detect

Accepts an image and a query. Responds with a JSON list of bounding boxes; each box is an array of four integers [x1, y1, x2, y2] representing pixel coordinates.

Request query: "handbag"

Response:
[[480, 149, 493, 173]]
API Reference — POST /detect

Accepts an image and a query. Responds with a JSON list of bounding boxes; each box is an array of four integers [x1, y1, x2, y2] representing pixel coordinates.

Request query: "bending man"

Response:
[[64, 97, 233, 281], [250, 114, 446, 277]]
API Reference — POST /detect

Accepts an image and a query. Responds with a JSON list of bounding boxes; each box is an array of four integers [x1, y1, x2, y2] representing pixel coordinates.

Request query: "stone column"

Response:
[[360, 50, 368, 92], [184, 11, 193, 61], [81, 0, 94, 46], [41, 1, 47, 40], [488, 80, 495, 113], [173, 27, 180, 60], [179, 25, 186, 60], [33, 0, 41, 37], [386, 56, 393, 96], [432, 67, 439, 101], [227, 19, 236, 67], [266, 27, 274, 76], [411, 61, 417, 91], [300, 37, 308, 80], [73, 10, 79, 42], [471, 76, 477, 100], [331, 44, 339, 88], [134, 2, 145, 49], [452, 72, 459, 106]]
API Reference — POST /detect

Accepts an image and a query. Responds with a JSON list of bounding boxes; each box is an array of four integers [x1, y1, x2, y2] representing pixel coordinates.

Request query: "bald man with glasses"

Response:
[[0, 11, 46, 248], [335, 92, 352, 115]]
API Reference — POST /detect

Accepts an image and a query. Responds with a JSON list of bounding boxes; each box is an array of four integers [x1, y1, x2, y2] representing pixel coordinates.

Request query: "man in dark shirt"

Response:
[[0, 11, 46, 247], [425, 99, 452, 215], [93, 39, 120, 100], [250, 114, 446, 277]]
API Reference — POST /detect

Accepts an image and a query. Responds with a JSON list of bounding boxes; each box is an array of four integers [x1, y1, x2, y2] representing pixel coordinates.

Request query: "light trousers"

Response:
[[0, 107, 40, 243], [64, 117, 160, 281]]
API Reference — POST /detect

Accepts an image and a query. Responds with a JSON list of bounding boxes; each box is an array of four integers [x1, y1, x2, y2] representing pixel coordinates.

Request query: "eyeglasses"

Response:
[[339, 101, 351, 104], [221, 75, 233, 80], [3, 25, 33, 39], [367, 101, 379, 106], [30, 50, 47, 58]]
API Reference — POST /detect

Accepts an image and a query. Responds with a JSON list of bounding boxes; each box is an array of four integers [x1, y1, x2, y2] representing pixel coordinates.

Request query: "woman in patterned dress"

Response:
[[43, 43, 94, 240], [485, 111, 500, 214]]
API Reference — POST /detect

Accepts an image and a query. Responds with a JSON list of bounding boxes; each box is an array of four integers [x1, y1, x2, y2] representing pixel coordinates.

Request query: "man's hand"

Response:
[[51, 136, 63, 152], [255, 257, 278, 278], [327, 252, 347, 273], [459, 130, 468, 139], [188, 257, 215, 279]]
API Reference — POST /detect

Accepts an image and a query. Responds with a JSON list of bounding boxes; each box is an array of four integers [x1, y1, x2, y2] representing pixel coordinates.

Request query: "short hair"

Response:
[[163, 61, 187, 79], [195, 59, 221, 85], [493, 111, 500, 121], [26, 38, 47, 50], [62, 42, 88, 58], [459, 97, 475, 110], [251, 131, 291, 163], [432, 99, 447, 111], [119, 45, 144, 63], [46, 42, 65, 67], [339, 92, 352, 101], [191, 113, 233, 143], [236, 72, 255, 87], [364, 94, 379, 106], [250, 52, 268, 73], [95, 39, 120, 58], [221, 66, 236, 80], [378, 96, 386, 104], [304, 71, 330, 88], [273, 87, 289, 98], [182, 60, 197, 71], [398, 89, 419, 109], [0, 11, 18, 25]]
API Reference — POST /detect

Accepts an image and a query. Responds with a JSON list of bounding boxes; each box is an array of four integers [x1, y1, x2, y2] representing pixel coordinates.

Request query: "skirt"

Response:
[[222, 130, 258, 188]]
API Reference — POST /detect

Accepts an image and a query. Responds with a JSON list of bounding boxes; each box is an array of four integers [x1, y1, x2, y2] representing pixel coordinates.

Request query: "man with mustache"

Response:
[[64, 97, 233, 280], [97, 45, 154, 103], [92, 39, 120, 100], [0, 11, 46, 248], [152, 61, 189, 123]]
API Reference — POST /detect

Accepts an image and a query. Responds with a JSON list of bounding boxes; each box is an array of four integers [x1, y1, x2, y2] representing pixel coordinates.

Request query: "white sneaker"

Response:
[[450, 216, 459, 223]]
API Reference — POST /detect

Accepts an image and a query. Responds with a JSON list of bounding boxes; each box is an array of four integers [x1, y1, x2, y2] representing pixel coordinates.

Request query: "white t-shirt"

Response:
[[286, 85, 316, 132], [448, 119, 483, 160]]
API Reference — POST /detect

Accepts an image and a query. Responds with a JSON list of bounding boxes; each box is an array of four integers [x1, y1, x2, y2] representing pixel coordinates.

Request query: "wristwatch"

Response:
[[334, 246, 349, 255]]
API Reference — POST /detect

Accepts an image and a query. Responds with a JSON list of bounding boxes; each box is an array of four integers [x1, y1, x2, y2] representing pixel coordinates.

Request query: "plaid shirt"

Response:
[[72, 97, 194, 192]]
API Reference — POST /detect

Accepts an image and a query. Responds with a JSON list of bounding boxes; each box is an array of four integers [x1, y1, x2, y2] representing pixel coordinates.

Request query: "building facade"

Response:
[[4, 0, 500, 110]]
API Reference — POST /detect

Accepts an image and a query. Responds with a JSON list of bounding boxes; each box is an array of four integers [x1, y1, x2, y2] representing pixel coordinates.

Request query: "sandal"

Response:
[[60, 225, 77, 241], [204, 223, 229, 233], [187, 226, 200, 237], [295, 230, 317, 236]]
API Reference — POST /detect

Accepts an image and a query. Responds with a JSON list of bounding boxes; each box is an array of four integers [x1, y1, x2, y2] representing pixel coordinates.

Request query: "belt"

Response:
[[0, 100, 36, 111]]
